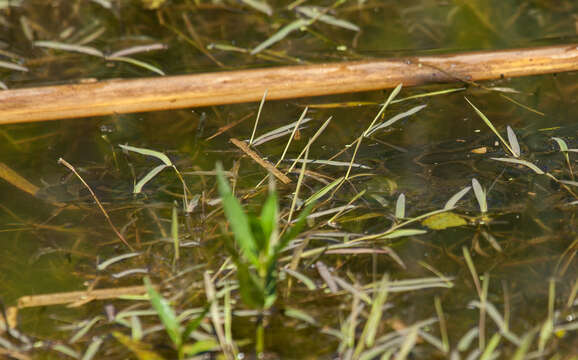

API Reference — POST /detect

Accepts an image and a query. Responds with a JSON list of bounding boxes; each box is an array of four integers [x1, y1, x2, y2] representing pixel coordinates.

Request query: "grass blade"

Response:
[[471, 178, 487, 213], [363, 84, 402, 137], [0, 60, 28, 72], [251, 19, 311, 54], [171, 202, 179, 264], [366, 104, 427, 136], [304, 176, 344, 206], [216, 163, 259, 267], [395, 193, 406, 219], [119, 144, 173, 166], [444, 186, 471, 209], [296, 6, 360, 31], [34, 40, 104, 57], [240, 0, 272, 15], [465, 98, 515, 156], [506, 126, 521, 157], [106, 56, 165, 76], [490, 157, 545, 175], [143, 277, 181, 349], [134, 164, 168, 193]]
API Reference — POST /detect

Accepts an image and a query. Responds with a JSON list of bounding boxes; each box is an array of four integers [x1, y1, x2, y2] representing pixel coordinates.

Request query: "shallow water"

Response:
[[1, 0, 577, 358]]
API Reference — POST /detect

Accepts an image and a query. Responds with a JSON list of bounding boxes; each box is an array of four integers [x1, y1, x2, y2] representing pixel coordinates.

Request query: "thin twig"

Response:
[[58, 158, 133, 250]]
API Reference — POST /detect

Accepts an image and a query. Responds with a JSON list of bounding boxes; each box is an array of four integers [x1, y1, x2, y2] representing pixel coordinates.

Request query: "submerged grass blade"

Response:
[[465, 98, 516, 157], [304, 176, 344, 206]]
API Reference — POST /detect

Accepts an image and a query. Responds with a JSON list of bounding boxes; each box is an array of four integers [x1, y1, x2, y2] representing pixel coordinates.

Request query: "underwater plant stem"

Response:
[[2, 44, 578, 123]]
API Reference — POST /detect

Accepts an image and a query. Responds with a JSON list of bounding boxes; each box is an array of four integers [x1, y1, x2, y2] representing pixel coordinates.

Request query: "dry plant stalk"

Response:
[[1, 44, 577, 124], [229, 138, 292, 184], [16, 285, 148, 308]]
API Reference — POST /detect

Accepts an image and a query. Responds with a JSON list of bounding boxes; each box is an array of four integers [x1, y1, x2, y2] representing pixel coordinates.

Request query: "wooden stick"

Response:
[[16, 285, 148, 308], [229, 137, 292, 184], [1, 44, 577, 124]]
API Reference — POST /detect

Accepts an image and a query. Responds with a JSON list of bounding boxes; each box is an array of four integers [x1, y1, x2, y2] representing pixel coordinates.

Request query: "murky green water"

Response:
[[1, 1, 577, 358]]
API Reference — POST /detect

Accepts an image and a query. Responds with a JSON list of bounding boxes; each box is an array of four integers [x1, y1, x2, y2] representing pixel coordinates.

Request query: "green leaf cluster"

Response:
[[216, 163, 313, 309]]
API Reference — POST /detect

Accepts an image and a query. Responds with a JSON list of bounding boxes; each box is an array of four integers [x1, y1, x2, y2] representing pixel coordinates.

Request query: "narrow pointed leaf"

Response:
[[472, 178, 487, 213], [119, 144, 172, 166], [444, 186, 471, 209], [491, 157, 545, 175], [506, 126, 521, 157], [395, 193, 406, 219], [216, 163, 259, 266], [143, 277, 181, 349], [34, 40, 104, 57], [251, 19, 311, 54], [134, 164, 168, 193], [106, 56, 165, 76]]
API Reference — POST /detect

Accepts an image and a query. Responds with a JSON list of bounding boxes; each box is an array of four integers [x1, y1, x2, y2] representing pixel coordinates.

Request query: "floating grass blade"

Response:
[[97, 252, 141, 271], [249, 90, 267, 145], [106, 56, 165, 76], [0, 60, 28, 72], [395, 193, 406, 219], [391, 87, 465, 104], [471, 178, 487, 214], [465, 98, 516, 157], [108, 43, 167, 58], [444, 186, 472, 209], [134, 164, 168, 193], [381, 229, 427, 239], [552, 137, 574, 180], [119, 144, 173, 166], [296, 6, 360, 31], [366, 104, 427, 136], [506, 126, 521, 157], [364, 84, 402, 137], [251, 19, 311, 54], [304, 176, 344, 206], [34, 40, 104, 57], [253, 116, 312, 146], [490, 157, 545, 175]]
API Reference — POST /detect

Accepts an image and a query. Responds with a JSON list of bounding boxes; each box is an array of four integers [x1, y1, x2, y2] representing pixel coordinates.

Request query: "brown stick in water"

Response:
[[1, 44, 577, 124]]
